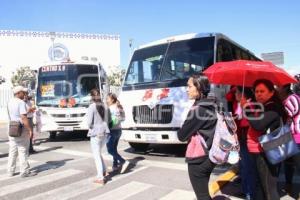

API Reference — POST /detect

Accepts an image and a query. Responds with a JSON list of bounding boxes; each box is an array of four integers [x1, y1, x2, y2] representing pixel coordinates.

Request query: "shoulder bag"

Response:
[[259, 119, 300, 164], [7, 106, 23, 137]]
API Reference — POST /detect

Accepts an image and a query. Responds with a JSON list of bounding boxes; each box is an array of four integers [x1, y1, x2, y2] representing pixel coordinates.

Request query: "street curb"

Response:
[[209, 165, 239, 196]]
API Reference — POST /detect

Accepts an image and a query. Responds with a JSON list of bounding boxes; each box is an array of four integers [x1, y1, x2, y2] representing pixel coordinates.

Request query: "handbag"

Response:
[[259, 120, 300, 165], [7, 106, 23, 137], [8, 121, 23, 137]]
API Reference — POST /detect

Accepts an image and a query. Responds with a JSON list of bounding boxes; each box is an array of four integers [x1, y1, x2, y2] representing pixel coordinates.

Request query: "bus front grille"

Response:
[[51, 113, 86, 118], [56, 121, 80, 126], [133, 105, 173, 124]]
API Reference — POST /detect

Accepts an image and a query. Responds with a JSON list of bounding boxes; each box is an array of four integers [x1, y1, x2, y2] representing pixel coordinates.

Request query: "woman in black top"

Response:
[[177, 74, 217, 200]]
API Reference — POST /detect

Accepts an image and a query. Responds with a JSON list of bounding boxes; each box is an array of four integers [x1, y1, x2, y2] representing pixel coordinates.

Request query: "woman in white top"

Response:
[[87, 89, 110, 185]]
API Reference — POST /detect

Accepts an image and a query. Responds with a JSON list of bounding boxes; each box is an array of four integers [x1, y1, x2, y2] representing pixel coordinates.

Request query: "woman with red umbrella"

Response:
[[242, 79, 287, 200]]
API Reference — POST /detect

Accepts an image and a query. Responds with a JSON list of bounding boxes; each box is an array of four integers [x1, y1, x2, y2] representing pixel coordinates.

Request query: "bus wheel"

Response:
[[49, 131, 57, 140], [129, 142, 149, 152]]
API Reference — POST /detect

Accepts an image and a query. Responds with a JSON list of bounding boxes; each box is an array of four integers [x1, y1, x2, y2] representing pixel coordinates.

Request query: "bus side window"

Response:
[[241, 51, 250, 60], [234, 47, 242, 60], [217, 40, 233, 62]]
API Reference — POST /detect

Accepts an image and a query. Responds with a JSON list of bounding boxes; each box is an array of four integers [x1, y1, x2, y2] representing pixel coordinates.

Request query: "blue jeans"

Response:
[[106, 129, 125, 167], [90, 135, 106, 179], [239, 143, 255, 199]]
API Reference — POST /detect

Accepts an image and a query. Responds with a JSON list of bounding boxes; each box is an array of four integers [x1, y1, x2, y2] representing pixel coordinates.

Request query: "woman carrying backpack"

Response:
[[177, 74, 217, 200], [242, 79, 287, 200], [87, 89, 110, 185], [106, 93, 129, 174]]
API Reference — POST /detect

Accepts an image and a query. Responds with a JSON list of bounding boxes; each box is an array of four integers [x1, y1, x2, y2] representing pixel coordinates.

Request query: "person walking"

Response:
[[106, 93, 129, 174], [243, 79, 287, 200], [7, 86, 37, 178], [23, 88, 36, 154], [177, 74, 217, 200], [278, 84, 300, 199], [87, 89, 110, 185]]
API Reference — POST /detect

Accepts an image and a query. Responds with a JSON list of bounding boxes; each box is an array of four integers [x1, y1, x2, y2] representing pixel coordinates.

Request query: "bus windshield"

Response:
[[36, 64, 99, 107], [124, 36, 215, 85]]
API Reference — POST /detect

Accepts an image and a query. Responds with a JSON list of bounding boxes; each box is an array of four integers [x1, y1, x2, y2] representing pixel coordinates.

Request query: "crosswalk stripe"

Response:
[[24, 165, 149, 200], [24, 177, 97, 200], [159, 189, 195, 200], [34, 145, 188, 171], [0, 169, 82, 197], [142, 159, 187, 171], [0, 159, 38, 171], [88, 181, 153, 200], [0, 156, 8, 162], [34, 146, 93, 158]]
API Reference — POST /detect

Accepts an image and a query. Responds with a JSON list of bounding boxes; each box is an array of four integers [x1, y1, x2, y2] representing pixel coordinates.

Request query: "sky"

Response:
[[0, 0, 299, 75]]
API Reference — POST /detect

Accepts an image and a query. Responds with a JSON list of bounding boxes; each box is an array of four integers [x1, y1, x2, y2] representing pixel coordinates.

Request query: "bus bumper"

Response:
[[121, 130, 184, 144]]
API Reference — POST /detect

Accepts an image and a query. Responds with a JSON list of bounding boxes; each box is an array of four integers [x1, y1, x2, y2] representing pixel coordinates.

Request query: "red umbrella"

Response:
[[203, 60, 297, 87]]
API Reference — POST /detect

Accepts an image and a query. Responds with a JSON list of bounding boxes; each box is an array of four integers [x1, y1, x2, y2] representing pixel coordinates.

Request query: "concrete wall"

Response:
[[0, 86, 12, 123], [0, 30, 121, 86]]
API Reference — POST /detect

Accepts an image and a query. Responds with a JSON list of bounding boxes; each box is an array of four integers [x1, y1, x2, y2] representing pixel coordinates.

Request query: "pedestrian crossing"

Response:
[[0, 144, 297, 200], [0, 155, 196, 200], [89, 181, 153, 200], [0, 169, 82, 196]]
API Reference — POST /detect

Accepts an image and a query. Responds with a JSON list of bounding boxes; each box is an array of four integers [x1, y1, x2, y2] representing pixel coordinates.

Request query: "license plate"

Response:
[[64, 127, 74, 132], [145, 134, 157, 142]]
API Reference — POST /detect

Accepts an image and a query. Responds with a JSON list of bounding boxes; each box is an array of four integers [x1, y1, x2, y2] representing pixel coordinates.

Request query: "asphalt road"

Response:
[[0, 125, 297, 200]]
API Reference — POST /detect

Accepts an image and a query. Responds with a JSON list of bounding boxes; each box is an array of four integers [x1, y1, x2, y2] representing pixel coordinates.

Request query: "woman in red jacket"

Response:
[[243, 79, 286, 200]]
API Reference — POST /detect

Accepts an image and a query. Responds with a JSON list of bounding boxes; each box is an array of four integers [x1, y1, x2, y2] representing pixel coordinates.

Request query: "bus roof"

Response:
[[138, 32, 257, 58], [38, 59, 101, 67]]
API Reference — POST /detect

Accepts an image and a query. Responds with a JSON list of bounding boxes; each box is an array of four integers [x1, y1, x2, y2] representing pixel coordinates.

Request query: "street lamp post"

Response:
[[50, 32, 56, 61], [129, 38, 134, 63]]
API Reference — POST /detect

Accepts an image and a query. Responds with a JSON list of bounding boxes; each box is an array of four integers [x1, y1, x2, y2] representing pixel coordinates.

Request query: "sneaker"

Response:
[[93, 179, 105, 186], [20, 171, 37, 178], [120, 161, 130, 174], [8, 172, 14, 177]]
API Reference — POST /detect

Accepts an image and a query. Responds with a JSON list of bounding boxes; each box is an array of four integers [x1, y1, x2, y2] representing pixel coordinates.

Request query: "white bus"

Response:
[[36, 59, 109, 139], [119, 33, 260, 151]]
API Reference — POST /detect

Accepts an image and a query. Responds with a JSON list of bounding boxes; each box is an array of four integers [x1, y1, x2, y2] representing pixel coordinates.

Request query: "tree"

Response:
[[11, 66, 36, 88], [108, 66, 126, 87]]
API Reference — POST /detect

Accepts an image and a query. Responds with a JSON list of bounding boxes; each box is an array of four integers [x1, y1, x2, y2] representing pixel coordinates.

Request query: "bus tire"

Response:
[[129, 142, 149, 152], [49, 131, 57, 140]]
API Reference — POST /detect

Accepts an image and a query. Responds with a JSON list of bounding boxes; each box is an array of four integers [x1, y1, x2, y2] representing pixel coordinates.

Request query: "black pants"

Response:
[[250, 153, 280, 200], [284, 144, 300, 184], [188, 158, 215, 200], [28, 118, 34, 152]]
